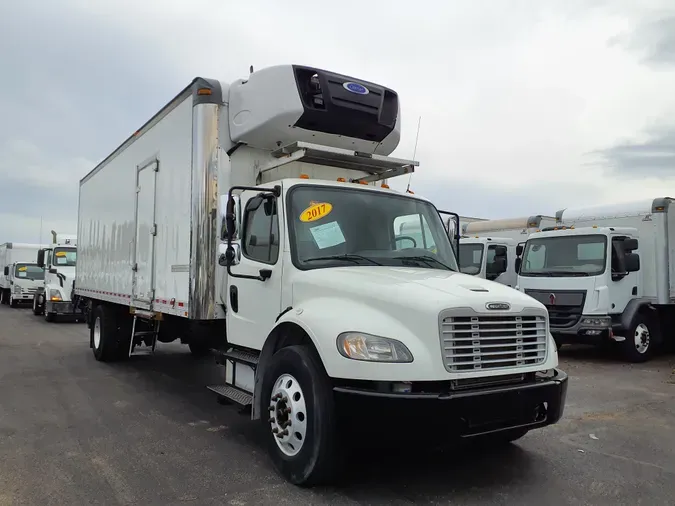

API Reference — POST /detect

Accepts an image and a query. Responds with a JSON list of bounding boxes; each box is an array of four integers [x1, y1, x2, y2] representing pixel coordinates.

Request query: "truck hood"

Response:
[[292, 266, 542, 312], [49, 266, 76, 299]]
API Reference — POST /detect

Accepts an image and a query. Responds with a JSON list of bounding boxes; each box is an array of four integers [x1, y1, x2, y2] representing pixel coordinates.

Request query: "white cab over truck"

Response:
[[517, 197, 674, 362], [75, 64, 568, 486], [459, 216, 554, 287], [33, 231, 82, 321], [0, 243, 46, 307]]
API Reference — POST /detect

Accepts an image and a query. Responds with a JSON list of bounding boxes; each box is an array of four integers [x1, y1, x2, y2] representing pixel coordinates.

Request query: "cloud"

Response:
[[2, 0, 675, 243], [590, 124, 675, 177], [610, 14, 675, 68]]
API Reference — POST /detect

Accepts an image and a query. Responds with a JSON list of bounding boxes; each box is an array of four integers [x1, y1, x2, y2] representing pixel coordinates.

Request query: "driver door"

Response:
[[226, 191, 284, 351]]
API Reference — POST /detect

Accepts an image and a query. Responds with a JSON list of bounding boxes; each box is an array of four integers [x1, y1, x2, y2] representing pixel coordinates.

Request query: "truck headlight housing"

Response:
[[580, 317, 611, 327], [49, 289, 62, 302], [337, 332, 413, 363], [13, 285, 21, 294]]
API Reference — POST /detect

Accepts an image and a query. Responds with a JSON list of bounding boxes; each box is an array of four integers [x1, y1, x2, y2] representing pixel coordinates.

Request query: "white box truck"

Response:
[[0, 243, 46, 307], [516, 197, 673, 362], [75, 64, 568, 486], [33, 231, 81, 321], [459, 216, 555, 287]]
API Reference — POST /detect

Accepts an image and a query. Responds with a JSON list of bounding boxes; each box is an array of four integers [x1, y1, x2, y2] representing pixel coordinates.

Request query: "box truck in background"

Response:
[[517, 197, 674, 362], [75, 64, 567, 486], [0, 243, 46, 306]]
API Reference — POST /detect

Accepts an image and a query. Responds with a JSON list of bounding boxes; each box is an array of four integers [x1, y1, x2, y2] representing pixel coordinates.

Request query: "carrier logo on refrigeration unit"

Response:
[[486, 302, 510, 311], [343, 82, 369, 95]]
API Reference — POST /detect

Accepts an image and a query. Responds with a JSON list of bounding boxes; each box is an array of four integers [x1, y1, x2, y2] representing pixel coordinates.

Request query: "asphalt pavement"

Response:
[[1, 303, 674, 505]]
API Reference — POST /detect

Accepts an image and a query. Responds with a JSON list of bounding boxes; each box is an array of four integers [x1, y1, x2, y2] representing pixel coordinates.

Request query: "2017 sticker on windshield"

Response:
[[18, 266, 27, 272], [55, 251, 66, 257], [300, 202, 333, 223]]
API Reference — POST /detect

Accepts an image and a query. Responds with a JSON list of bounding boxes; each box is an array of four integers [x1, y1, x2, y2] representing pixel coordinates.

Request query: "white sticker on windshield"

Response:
[[18, 272, 27, 278], [310, 221, 346, 250]]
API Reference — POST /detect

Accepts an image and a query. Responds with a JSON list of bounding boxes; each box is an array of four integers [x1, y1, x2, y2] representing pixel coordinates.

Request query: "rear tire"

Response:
[[620, 313, 657, 363], [260, 345, 340, 487], [91, 304, 129, 362], [188, 341, 210, 357]]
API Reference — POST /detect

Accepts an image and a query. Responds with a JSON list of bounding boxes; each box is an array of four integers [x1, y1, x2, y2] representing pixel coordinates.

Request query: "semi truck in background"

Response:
[[74, 64, 567, 486], [516, 197, 674, 362], [0, 243, 47, 307], [33, 231, 82, 322], [459, 215, 556, 286]]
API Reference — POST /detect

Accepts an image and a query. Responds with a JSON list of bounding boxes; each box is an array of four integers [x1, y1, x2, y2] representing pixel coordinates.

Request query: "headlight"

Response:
[[49, 289, 62, 302], [581, 317, 611, 327], [336, 332, 413, 363], [13, 286, 21, 293]]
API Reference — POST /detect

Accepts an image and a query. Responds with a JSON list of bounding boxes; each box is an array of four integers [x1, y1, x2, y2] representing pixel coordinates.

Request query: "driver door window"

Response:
[[242, 198, 280, 264]]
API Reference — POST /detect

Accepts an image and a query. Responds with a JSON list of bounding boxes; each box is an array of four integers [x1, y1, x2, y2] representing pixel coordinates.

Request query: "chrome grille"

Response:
[[440, 312, 548, 372]]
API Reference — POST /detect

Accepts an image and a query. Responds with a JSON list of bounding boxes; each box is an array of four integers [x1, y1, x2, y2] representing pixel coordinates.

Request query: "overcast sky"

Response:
[[1, 0, 674, 242]]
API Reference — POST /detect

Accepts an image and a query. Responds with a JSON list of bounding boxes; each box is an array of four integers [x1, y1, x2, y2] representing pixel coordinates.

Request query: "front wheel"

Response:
[[620, 313, 658, 363], [32, 295, 43, 315], [0, 290, 7, 305], [9, 295, 18, 308], [261, 345, 340, 486]]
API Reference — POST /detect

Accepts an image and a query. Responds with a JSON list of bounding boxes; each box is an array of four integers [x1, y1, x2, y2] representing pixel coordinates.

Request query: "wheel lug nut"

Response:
[[272, 428, 279, 434], [268, 417, 275, 423]]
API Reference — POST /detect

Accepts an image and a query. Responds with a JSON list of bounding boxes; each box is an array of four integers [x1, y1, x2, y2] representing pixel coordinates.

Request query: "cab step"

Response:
[[215, 348, 259, 368], [207, 385, 253, 407]]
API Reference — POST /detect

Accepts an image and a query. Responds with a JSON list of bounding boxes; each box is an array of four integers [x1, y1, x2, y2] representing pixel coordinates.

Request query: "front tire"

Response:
[[9, 295, 18, 308], [32, 295, 43, 315], [0, 290, 7, 305], [261, 345, 340, 486], [620, 313, 657, 363]]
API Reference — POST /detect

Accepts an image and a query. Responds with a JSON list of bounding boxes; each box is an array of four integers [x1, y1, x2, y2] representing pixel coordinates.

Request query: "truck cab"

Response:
[[459, 236, 516, 286], [517, 226, 642, 359], [4, 262, 45, 307], [33, 231, 82, 321]]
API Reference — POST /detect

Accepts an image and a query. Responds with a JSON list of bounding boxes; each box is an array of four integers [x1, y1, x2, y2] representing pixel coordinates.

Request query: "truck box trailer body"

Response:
[[0, 243, 47, 306], [517, 197, 674, 362], [462, 215, 557, 244], [76, 64, 567, 486]]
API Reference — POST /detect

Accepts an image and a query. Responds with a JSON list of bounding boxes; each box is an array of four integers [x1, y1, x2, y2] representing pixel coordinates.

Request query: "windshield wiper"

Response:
[[304, 254, 383, 266], [523, 271, 590, 277], [394, 255, 453, 271]]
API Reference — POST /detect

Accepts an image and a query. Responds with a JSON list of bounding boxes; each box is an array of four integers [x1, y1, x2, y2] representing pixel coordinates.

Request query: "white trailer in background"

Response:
[[459, 215, 555, 286], [75, 64, 567, 486], [0, 242, 47, 307], [517, 197, 674, 362], [33, 231, 81, 321]]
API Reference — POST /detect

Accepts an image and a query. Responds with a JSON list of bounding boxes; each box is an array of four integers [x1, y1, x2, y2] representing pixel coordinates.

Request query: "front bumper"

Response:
[[551, 316, 613, 345], [334, 369, 568, 438], [46, 300, 83, 315], [13, 293, 37, 302]]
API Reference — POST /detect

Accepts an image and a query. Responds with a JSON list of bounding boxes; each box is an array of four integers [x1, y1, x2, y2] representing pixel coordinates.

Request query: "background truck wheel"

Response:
[[620, 313, 658, 363], [9, 295, 18, 308], [0, 290, 7, 305], [32, 296, 43, 315], [261, 345, 340, 487], [91, 304, 128, 362]]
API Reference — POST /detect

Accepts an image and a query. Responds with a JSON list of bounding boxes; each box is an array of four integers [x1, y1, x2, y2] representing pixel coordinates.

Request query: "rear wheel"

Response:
[[261, 345, 340, 486], [91, 304, 129, 362], [188, 340, 210, 357]]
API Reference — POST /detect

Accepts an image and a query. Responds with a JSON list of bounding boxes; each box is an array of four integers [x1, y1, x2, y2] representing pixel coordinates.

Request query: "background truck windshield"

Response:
[[287, 185, 458, 271], [520, 234, 607, 276], [53, 247, 77, 267], [14, 264, 45, 280], [459, 243, 484, 274]]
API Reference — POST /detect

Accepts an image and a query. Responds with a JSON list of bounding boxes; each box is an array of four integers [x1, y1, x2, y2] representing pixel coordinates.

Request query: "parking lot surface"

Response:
[[1, 304, 674, 505]]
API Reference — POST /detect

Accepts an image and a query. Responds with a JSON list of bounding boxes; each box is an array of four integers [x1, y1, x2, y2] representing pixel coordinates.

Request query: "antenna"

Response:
[[406, 116, 422, 193]]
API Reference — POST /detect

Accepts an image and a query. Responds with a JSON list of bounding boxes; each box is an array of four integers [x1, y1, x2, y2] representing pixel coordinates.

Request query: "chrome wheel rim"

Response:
[[634, 323, 650, 354], [268, 373, 307, 457]]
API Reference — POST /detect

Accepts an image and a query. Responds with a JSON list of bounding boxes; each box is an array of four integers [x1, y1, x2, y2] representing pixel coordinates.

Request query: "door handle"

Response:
[[229, 285, 239, 313]]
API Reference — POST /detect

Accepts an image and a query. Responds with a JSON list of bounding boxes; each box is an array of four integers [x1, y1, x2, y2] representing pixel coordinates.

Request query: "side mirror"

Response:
[[623, 238, 638, 252], [37, 249, 45, 268], [3, 266, 8, 276], [516, 244, 524, 256], [220, 194, 241, 241], [515, 257, 522, 273], [218, 242, 240, 266], [625, 253, 640, 273]]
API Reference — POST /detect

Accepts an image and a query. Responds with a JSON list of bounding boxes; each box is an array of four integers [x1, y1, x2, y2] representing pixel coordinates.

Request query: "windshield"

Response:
[[287, 185, 458, 271], [520, 234, 607, 276], [459, 243, 484, 275], [14, 264, 45, 280], [53, 247, 77, 267]]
